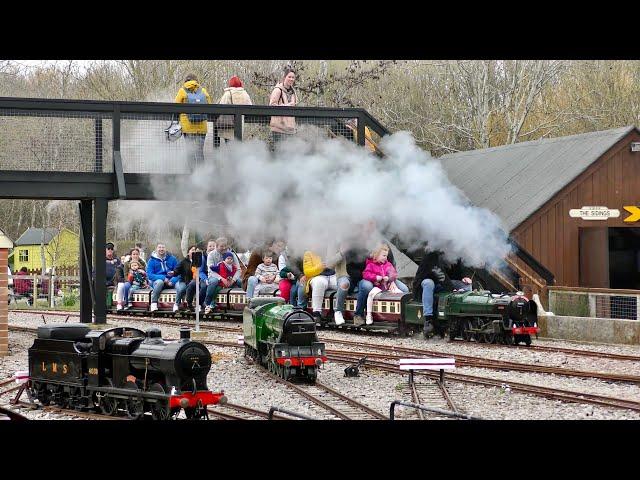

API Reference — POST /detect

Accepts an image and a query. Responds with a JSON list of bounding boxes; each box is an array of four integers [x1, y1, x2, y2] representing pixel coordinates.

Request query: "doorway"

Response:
[[608, 228, 640, 290]]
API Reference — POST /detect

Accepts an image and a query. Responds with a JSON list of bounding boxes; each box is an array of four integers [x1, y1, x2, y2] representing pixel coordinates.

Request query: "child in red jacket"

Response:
[[362, 244, 400, 325]]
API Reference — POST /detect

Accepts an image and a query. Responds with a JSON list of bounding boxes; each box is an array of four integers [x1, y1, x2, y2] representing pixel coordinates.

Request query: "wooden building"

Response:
[[439, 126, 640, 289], [9, 227, 79, 272]]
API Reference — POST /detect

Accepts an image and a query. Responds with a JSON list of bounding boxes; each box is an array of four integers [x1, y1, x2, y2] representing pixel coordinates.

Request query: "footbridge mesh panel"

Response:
[[0, 109, 112, 173], [119, 112, 359, 174]]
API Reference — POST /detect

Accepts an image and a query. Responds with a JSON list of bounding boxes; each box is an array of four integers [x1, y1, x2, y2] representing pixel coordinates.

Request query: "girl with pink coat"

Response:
[[362, 244, 401, 325]]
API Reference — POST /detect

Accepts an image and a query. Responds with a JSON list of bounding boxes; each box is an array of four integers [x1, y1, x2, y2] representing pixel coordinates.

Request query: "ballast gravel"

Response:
[[3, 311, 640, 420]]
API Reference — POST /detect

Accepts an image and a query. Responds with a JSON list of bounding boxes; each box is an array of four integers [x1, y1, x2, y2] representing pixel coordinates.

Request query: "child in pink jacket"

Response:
[[362, 244, 399, 325]]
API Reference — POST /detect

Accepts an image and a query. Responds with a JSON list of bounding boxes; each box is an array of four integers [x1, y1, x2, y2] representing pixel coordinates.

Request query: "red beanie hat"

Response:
[[229, 76, 242, 88]]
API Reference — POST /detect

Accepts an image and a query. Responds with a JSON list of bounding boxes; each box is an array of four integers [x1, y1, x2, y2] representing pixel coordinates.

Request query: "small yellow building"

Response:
[[9, 228, 78, 272]]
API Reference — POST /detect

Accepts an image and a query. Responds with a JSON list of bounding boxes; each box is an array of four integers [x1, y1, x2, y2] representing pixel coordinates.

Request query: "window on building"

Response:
[[18, 249, 28, 262]]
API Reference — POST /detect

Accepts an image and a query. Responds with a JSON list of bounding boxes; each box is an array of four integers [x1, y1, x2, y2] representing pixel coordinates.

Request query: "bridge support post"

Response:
[[94, 198, 107, 324], [79, 200, 93, 323]]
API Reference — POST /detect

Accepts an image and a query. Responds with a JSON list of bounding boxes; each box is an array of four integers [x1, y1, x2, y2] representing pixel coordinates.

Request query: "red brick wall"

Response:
[[0, 249, 8, 356]]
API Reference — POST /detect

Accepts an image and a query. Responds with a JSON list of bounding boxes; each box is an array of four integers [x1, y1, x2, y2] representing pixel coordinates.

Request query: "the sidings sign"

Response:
[[569, 206, 620, 221]]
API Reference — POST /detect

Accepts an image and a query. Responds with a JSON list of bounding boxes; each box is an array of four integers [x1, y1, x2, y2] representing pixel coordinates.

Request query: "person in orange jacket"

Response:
[[175, 73, 212, 169]]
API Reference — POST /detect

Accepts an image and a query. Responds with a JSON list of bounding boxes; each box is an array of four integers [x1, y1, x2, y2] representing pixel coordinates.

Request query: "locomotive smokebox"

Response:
[[180, 327, 191, 340]]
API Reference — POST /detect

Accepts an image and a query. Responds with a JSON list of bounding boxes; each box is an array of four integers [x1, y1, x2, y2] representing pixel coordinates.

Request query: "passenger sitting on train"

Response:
[[146, 243, 179, 312], [204, 251, 241, 314], [204, 237, 242, 313], [190, 239, 216, 310], [243, 239, 286, 297], [105, 242, 122, 288], [278, 246, 303, 305], [307, 245, 345, 320], [412, 246, 453, 338], [117, 248, 146, 310], [126, 260, 148, 304], [362, 244, 401, 325], [172, 245, 207, 313], [250, 251, 280, 298]]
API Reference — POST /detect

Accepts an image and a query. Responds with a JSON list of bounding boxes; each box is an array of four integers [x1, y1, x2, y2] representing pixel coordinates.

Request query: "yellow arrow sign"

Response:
[[623, 206, 640, 223]]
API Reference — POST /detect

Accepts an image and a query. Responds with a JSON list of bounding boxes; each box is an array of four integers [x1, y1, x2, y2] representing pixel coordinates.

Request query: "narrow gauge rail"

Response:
[[255, 363, 386, 420], [207, 402, 290, 420], [0, 404, 28, 420], [450, 338, 640, 362], [6, 401, 128, 420], [12, 328, 639, 416], [401, 378, 460, 420], [327, 353, 640, 413], [324, 338, 640, 384], [16, 310, 640, 363], [10, 324, 640, 385], [0, 377, 23, 399]]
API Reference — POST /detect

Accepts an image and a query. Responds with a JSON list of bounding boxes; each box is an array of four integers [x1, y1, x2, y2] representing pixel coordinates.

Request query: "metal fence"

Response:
[[548, 286, 640, 320], [0, 98, 387, 175]]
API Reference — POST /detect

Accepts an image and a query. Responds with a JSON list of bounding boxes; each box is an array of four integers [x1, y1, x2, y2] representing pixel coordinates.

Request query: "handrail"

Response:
[[508, 238, 555, 285], [0, 96, 370, 117], [504, 256, 545, 290]]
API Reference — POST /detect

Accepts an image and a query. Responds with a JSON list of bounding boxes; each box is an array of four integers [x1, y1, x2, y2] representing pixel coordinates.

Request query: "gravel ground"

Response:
[[3, 311, 640, 420]]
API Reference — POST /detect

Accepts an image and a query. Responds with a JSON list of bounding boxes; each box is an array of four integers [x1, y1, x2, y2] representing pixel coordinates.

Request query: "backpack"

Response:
[[303, 251, 324, 279], [184, 87, 208, 122]]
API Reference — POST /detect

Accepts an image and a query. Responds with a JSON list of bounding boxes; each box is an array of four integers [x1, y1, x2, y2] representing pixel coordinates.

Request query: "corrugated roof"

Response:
[[438, 126, 637, 231], [15, 228, 59, 246]]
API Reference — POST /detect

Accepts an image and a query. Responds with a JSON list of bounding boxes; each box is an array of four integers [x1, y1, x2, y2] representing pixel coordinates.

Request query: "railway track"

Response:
[[323, 338, 640, 384], [0, 377, 23, 400], [400, 378, 460, 420], [9, 324, 640, 387], [450, 338, 640, 362], [14, 309, 640, 363], [207, 402, 290, 420], [3, 401, 128, 420], [9, 319, 640, 416], [254, 362, 386, 420], [328, 352, 640, 413]]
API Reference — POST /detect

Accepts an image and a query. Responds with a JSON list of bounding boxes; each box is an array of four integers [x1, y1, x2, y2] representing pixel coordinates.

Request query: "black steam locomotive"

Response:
[[28, 324, 226, 419]]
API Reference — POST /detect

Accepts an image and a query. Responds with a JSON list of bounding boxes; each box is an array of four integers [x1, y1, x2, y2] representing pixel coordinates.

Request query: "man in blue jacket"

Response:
[[146, 243, 179, 312]]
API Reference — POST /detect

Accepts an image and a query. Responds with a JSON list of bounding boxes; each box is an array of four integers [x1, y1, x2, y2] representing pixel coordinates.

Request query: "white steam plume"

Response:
[[114, 129, 511, 267]]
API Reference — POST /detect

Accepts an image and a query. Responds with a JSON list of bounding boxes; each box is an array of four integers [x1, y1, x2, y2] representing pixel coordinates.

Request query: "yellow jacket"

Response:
[[175, 80, 212, 134]]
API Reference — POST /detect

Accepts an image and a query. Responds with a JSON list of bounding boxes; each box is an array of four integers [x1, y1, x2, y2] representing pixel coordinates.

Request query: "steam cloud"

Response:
[[114, 128, 511, 268]]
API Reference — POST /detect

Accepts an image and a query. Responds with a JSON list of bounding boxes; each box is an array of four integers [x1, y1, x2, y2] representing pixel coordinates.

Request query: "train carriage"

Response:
[[106, 281, 539, 345]]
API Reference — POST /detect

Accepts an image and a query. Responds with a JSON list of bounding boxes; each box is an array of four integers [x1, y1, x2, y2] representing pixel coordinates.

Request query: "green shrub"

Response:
[[62, 289, 79, 307]]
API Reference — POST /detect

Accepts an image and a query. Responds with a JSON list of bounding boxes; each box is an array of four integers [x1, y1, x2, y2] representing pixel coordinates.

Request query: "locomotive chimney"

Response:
[[180, 327, 191, 340]]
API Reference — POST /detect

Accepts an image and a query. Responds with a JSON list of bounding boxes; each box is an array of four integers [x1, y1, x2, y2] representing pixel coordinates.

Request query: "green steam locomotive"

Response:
[[243, 298, 327, 382], [403, 290, 539, 344]]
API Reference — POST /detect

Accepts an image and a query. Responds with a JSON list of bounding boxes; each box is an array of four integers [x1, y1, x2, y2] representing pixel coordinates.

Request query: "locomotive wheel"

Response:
[[483, 331, 496, 344], [503, 334, 514, 346], [524, 335, 532, 346], [461, 319, 473, 342], [98, 379, 118, 416], [124, 381, 144, 419], [184, 407, 198, 420], [100, 395, 118, 416], [148, 384, 168, 420], [471, 319, 483, 342], [307, 367, 317, 383]]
